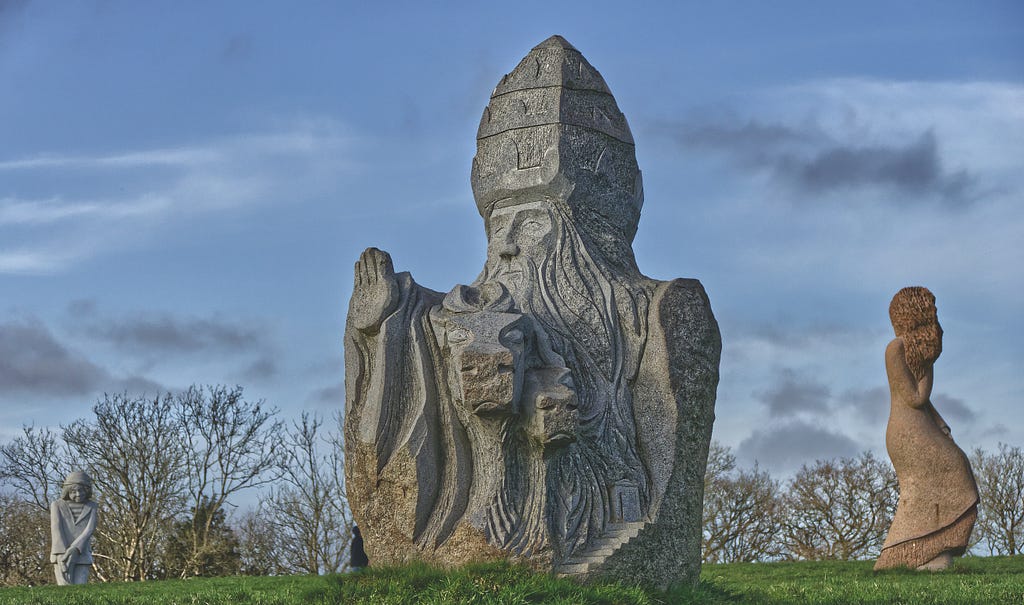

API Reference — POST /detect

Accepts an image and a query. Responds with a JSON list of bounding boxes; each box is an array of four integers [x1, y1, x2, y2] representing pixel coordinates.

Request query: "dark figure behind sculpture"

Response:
[[875, 287, 978, 571], [349, 526, 368, 571]]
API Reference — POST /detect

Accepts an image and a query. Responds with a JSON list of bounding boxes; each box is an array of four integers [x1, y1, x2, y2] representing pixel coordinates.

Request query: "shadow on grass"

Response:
[[326, 561, 743, 604], [660, 578, 746, 604]]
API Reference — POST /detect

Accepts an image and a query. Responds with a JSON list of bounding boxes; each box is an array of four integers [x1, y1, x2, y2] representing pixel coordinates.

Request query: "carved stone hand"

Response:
[[349, 247, 400, 334]]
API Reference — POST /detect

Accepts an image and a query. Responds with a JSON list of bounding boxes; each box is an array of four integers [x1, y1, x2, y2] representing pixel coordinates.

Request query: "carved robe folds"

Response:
[[342, 36, 721, 589]]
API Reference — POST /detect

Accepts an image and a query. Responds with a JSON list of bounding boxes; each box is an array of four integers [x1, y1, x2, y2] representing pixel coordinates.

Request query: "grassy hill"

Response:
[[1, 556, 1021, 604]]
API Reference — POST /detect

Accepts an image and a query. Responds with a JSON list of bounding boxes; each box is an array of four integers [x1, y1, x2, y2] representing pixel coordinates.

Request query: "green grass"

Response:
[[694, 556, 1024, 604], [1, 557, 1021, 604]]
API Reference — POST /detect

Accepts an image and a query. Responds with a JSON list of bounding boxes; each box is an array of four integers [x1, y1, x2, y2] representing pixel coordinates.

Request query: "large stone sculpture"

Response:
[[875, 287, 978, 571], [343, 35, 721, 587], [50, 471, 98, 585]]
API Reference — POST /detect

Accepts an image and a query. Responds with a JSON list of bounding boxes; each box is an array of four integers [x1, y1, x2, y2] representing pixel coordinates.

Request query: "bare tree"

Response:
[[159, 497, 242, 578], [0, 493, 51, 586], [780, 451, 897, 561], [971, 443, 1024, 556], [260, 413, 353, 574], [703, 441, 736, 496], [0, 426, 72, 586], [0, 425, 70, 511], [236, 510, 284, 576], [174, 385, 284, 578], [703, 456, 784, 563], [63, 392, 188, 581]]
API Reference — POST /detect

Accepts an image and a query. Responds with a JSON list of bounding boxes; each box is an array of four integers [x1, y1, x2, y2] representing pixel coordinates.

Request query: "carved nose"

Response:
[[499, 243, 520, 259]]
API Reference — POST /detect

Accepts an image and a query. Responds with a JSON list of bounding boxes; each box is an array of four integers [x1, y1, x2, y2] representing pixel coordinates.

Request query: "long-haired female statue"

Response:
[[875, 287, 978, 571]]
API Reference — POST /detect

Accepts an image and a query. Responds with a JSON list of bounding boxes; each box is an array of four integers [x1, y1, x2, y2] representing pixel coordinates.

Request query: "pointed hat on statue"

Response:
[[471, 35, 644, 247]]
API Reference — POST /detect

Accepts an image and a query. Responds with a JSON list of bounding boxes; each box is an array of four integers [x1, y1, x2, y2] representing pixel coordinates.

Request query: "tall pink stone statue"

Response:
[[875, 287, 978, 571]]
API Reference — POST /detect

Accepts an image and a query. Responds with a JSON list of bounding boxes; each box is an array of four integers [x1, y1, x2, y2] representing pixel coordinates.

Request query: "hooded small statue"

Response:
[[50, 470, 98, 585]]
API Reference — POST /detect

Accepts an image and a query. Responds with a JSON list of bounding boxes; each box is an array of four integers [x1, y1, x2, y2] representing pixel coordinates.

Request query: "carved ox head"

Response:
[[444, 311, 529, 417]]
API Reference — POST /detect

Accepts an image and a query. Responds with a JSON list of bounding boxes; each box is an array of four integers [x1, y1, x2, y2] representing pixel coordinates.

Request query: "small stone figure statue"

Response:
[[50, 471, 98, 585], [875, 287, 979, 571]]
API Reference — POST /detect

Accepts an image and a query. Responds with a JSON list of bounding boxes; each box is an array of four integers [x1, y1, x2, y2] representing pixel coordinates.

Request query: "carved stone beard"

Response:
[[478, 204, 651, 556]]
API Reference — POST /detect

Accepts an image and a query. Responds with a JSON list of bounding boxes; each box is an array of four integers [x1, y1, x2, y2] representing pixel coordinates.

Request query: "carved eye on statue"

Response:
[[461, 364, 479, 377], [448, 327, 471, 345], [520, 219, 546, 236], [503, 328, 524, 345]]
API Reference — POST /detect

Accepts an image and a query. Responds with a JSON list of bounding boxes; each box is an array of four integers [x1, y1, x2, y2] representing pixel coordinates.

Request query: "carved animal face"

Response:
[[445, 312, 528, 417], [522, 366, 578, 450]]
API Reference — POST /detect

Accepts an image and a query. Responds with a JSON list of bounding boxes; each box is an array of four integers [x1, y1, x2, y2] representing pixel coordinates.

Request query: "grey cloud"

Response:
[[840, 386, 889, 425], [222, 34, 253, 62], [777, 131, 976, 204], [0, 318, 106, 396], [755, 368, 831, 417], [0, 317, 164, 398], [69, 304, 266, 354], [739, 322, 873, 350], [737, 420, 861, 473], [117, 374, 169, 397], [66, 299, 97, 317], [979, 424, 1010, 439], [305, 355, 343, 376], [0, 0, 28, 55], [241, 356, 278, 382], [932, 393, 976, 425], [310, 383, 344, 406], [664, 117, 979, 206], [839, 388, 975, 427], [669, 119, 819, 150], [0, 0, 29, 26]]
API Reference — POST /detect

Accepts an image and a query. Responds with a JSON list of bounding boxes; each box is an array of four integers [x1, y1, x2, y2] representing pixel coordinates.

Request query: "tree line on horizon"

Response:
[[0, 387, 1022, 587], [702, 441, 1024, 564], [0, 386, 353, 586]]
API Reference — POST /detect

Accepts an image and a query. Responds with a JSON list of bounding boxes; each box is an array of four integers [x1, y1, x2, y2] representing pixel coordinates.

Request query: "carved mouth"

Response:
[[472, 400, 508, 415], [492, 266, 522, 282], [544, 432, 574, 445]]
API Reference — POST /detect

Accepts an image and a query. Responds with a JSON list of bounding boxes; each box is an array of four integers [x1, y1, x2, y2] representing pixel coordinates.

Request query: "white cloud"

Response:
[[0, 195, 170, 225], [0, 148, 223, 171], [0, 246, 86, 274], [0, 118, 359, 273]]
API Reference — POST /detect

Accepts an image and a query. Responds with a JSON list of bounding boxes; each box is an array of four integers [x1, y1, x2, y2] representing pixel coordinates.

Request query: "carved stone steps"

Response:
[[556, 562, 591, 575], [553, 520, 647, 577]]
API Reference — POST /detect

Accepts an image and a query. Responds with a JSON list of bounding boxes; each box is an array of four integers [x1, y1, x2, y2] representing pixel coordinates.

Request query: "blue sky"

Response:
[[1, 1, 1022, 477]]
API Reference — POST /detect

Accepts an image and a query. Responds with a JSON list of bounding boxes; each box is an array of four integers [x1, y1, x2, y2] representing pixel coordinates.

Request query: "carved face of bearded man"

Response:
[[483, 201, 555, 301]]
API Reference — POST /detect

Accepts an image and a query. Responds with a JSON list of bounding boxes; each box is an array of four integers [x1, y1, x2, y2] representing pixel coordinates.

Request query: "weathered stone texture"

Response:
[[875, 287, 979, 571], [344, 35, 721, 588]]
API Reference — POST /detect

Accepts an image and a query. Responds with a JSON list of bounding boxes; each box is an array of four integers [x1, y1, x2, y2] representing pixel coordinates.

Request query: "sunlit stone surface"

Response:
[[343, 35, 721, 588]]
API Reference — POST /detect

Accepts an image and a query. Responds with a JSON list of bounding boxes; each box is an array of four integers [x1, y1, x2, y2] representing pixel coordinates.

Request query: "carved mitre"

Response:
[[471, 35, 644, 245]]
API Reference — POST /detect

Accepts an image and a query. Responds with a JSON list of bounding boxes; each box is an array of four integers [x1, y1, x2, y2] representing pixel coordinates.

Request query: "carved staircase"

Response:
[[553, 520, 647, 577]]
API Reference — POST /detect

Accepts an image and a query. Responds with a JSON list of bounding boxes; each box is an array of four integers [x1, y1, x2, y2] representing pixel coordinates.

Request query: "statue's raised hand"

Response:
[[350, 247, 400, 334]]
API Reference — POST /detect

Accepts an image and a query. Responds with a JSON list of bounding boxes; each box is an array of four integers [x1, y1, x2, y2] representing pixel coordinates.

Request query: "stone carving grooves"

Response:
[[343, 35, 721, 588]]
